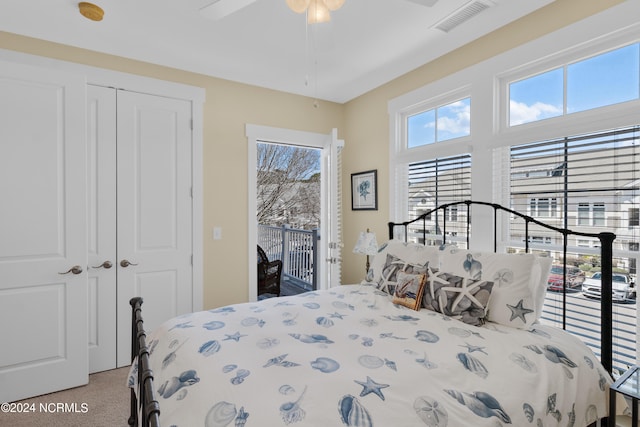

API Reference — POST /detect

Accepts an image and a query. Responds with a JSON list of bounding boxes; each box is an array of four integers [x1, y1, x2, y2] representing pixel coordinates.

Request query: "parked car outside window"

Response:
[[547, 265, 585, 292], [582, 272, 636, 302]]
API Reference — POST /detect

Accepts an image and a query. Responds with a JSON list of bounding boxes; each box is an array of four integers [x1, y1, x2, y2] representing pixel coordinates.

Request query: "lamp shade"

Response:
[[286, 0, 311, 13], [307, 0, 331, 23], [353, 230, 378, 256], [323, 0, 345, 11]]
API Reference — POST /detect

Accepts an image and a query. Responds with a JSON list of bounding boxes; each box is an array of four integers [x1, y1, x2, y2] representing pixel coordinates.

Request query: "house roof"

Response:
[[0, 0, 553, 103]]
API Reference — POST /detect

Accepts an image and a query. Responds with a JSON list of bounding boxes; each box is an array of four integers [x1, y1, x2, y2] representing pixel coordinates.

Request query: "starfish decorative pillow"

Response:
[[439, 248, 540, 329], [422, 267, 494, 326]]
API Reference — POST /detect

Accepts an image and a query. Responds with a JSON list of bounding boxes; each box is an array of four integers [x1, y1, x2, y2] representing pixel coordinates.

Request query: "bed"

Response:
[[128, 201, 620, 427]]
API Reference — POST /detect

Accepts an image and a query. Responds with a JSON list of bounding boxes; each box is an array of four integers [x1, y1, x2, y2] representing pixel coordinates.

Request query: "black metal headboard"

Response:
[[388, 200, 616, 375]]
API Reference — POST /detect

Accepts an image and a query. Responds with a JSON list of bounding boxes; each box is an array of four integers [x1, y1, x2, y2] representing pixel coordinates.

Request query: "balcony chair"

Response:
[[257, 245, 282, 297]]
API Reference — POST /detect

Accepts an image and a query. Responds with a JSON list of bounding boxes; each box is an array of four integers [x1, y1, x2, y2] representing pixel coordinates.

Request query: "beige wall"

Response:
[[340, 0, 626, 284], [0, 0, 625, 307]]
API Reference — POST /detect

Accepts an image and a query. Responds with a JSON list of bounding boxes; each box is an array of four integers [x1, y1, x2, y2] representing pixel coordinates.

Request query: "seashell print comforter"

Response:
[[128, 283, 613, 427]]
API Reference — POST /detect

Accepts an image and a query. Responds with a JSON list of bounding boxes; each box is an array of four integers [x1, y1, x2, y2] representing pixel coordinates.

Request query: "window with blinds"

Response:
[[405, 154, 472, 246], [509, 125, 639, 265], [508, 125, 639, 373]]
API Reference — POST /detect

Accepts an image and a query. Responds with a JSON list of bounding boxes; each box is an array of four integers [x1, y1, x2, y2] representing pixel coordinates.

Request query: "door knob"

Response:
[[92, 260, 113, 269], [120, 259, 139, 268], [59, 265, 83, 275]]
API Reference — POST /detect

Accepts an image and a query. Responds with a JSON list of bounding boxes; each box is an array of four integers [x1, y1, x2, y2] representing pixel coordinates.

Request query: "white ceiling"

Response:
[[0, 0, 554, 103]]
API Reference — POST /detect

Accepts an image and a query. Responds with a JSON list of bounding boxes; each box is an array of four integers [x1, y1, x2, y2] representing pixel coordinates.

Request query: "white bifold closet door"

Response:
[[88, 85, 194, 371]]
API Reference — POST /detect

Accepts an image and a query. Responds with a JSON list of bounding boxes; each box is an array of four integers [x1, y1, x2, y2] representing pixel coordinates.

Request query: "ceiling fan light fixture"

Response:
[[286, 0, 311, 14], [307, 0, 331, 24], [287, 0, 343, 23]]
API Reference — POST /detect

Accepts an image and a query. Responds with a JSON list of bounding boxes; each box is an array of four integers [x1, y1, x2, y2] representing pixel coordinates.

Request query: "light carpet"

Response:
[[0, 366, 131, 427]]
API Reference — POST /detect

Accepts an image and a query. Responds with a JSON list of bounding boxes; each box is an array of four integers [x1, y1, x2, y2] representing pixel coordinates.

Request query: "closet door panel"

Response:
[[86, 85, 117, 373], [115, 90, 193, 366], [0, 60, 88, 402]]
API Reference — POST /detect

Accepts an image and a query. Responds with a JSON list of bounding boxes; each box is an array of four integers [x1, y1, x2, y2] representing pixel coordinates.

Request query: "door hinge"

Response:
[[191, 254, 193, 266]]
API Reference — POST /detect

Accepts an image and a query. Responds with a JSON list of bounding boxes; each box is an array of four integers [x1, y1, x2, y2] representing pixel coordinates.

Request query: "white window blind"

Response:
[[404, 154, 472, 245]]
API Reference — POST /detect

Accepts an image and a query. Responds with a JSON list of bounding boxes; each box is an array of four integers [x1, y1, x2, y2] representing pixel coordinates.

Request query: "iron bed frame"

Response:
[[129, 200, 617, 427]]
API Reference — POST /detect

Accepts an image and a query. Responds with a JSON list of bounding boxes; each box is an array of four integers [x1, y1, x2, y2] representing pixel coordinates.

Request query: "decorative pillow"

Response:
[[392, 272, 427, 310], [377, 254, 428, 295], [422, 268, 494, 326], [439, 248, 539, 329], [367, 240, 440, 291]]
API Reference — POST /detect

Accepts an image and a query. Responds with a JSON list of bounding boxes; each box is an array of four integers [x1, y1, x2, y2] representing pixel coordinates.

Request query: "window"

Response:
[[407, 98, 471, 147], [630, 208, 640, 227], [529, 197, 557, 218], [578, 203, 590, 225], [577, 203, 606, 226], [511, 126, 638, 241], [509, 43, 640, 126], [404, 154, 471, 245]]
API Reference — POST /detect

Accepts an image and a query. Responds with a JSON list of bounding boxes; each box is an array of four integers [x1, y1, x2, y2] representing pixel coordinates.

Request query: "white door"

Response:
[[246, 126, 343, 298], [323, 129, 344, 288], [86, 85, 117, 373], [115, 90, 194, 366], [0, 61, 88, 402]]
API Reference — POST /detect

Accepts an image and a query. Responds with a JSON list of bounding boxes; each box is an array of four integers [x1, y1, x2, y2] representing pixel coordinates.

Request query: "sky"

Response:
[[407, 42, 640, 146]]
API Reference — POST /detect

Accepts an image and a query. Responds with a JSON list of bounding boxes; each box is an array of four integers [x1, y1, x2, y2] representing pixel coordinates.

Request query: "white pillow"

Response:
[[439, 247, 539, 329]]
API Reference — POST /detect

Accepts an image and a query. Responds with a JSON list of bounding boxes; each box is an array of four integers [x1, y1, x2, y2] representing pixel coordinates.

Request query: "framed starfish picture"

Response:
[[351, 169, 378, 210]]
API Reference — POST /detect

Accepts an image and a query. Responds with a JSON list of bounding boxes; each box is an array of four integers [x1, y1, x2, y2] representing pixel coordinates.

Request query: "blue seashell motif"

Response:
[[332, 301, 355, 311], [509, 353, 537, 373], [256, 338, 280, 349], [338, 395, 373, 427], [303, 302, 320, 309], [316, 317, 334, 328], [203, 320, 225, 330], [523, 403, 535, 422], [415, 330, 439, 343], [289, 333, 334, 344], [231, 369, 250, 385], [457, 353, 488, 379], [280, 387, 307, 424], [310, 357, 340, 373], [158, 370, 200, 399], [279, 385, 295, 395], [385, 359, 397, 371], [199, 340, 221, 357], [241, 317, 265, 327], [445, 389, 511, 423], [358, 355, 384, 369], [584, 356, 594, 369], [414, 396, 448, 427], [205, 401, 237, 427], [222, 364, 237, 373]]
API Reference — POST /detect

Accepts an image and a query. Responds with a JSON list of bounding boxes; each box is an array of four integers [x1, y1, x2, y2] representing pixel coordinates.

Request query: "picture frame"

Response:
[[351, 169, 378, 211]]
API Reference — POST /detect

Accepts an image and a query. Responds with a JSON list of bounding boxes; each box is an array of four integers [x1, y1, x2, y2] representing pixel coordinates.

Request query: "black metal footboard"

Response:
[[129, 297, 161, 427]]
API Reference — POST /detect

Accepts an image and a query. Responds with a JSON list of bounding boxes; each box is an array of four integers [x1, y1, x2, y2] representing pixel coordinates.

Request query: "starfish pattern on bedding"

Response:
[[354, 376, 389, 401], [224, 331, 247, 342], [507, 299, 534, 323], [460, 343, 488, 355], [435, 273, 488, 313]]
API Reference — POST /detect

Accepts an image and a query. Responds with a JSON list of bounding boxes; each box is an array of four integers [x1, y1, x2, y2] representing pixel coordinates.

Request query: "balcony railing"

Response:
[[258, 224, 319, 292]]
